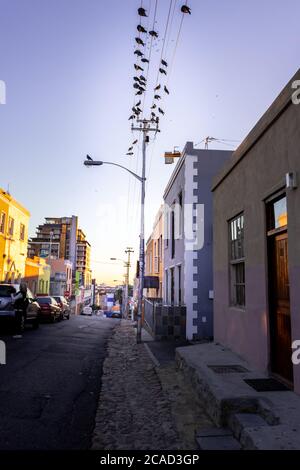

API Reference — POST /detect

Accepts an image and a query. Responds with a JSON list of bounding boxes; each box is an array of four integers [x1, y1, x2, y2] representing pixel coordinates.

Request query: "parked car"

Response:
[[0, 283, 40, 331], [111, 311, 122, 319], [53, 296, 70, 320], [104, 310, 121, 318], [36, 296, 61, 322], [81, 305, 93, 316]]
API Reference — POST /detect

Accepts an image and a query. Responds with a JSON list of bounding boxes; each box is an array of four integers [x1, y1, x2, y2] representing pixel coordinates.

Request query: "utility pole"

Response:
[[131, 119, 159, 343], [124, 247, 134, 319]]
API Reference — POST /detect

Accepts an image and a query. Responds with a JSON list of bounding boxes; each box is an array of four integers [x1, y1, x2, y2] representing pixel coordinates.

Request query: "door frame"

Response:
[[266, 192, 293, 386]]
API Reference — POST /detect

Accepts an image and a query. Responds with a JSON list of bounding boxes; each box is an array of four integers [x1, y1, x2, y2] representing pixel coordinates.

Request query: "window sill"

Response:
[[229, 305, 246, 313]]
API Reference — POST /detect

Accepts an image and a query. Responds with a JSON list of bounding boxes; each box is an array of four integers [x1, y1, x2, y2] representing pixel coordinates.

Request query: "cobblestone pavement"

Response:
[[92, 321, 179, 450], [157, 363, 214, 449], [92, 320, 214, 450]]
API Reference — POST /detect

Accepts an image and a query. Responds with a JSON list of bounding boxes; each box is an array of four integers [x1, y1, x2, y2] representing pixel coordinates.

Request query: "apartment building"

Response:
[[0, 188, 30, 283], [28, 215, 91, 288], [163, 142, 232, 340]]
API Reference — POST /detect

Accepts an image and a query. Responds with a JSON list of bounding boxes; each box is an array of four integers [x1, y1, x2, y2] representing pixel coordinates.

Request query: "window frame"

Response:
[[0, 212, 6, 234], [8, 216, 14, 237], [229, 213, 245, 308], [20, 223, 25, 241]]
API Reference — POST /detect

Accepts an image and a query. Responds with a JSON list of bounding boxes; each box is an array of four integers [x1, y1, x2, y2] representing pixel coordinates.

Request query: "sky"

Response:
[[0, 0, 299, 285]]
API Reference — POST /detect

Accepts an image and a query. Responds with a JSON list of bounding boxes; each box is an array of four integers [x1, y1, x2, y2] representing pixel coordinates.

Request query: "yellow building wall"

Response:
[[25, 257, 50, 295], [0, 189, 30, 283]]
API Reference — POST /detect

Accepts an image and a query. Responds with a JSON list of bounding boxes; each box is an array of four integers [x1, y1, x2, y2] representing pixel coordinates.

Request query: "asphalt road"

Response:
[[0, 314, 117, 450]]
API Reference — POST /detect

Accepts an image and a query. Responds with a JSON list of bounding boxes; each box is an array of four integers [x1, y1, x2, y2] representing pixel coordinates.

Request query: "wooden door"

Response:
[[269, 232, 293, 383]]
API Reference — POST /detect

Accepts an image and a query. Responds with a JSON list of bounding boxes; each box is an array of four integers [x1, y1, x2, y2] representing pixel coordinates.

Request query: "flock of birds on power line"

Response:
[[126, 2, 191, 156]]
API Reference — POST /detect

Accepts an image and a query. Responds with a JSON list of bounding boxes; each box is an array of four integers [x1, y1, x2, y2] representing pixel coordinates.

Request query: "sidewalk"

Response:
[[92, 321, 216, 450], [92, 321, 179, 450], [176, 342, 300, 449]]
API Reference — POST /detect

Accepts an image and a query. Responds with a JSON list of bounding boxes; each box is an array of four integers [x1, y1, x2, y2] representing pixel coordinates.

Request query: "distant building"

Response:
[[47, 258, 72, 297], [24, 256, 51, 295], [145, 206, 164, 299], [28, 216, 92, 288], [0, 188, 30, 283], [163, 142, 232, 340], [212, 69, 300, 392], [76, 228, 92, 288]]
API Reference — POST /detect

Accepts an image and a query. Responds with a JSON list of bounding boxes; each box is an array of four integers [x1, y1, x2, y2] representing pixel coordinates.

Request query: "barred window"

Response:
[[229, 214, 245, 307]]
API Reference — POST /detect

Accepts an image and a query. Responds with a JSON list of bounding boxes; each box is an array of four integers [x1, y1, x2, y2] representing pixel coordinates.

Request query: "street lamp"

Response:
[[84, 156, 145, 342], [84, 159, 145, 183]]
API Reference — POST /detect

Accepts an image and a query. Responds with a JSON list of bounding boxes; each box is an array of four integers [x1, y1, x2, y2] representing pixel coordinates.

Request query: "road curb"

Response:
[[143, 342, 160, 368]]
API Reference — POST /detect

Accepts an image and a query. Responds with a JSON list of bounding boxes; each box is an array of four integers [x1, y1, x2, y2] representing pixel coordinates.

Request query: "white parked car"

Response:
[[81, 305, 93, 316]]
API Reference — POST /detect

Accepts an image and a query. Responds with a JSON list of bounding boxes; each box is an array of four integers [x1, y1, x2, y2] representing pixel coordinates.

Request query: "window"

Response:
[[171, 208, 175, 258], [178, 265, 182, 305], [267, 195, 287, 232], [165, 269, 168, 303], [0, 212, 5, 234], [20, 223, 25, 241], [229, 214, 245, 307], [178, 191, 183, 237], [170, 267, 175, 305], [8, 217, 14, 236], [159, 235, 162, 258]]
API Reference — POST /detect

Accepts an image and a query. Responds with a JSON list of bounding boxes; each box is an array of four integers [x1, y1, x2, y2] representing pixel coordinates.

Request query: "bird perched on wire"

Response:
[[139, 75, 146, 82], [137, 24, 147, 33], [164, 85, 170, 95], [128, 146, 133, 151], [161, 59, 168, 67], [136, 106, 142, 113], [138, 85, 145, 92], [132, 139, 138, 145], [126, 152, 134, 156], [134, 50, 143, 57], [136, 90, 143, 95], [134, 64, 144, 71], [154, 94, 161, 100], [128, 115, 135, 120], [135, 100, 141, 107], [135, 37, 145, 46], [151, 112, 156, 118], [151, 104, 157, 109], [181, 5, 191, 14], [138, 7, 147, 16], [154, 84, 161, 91], [159, 67, 167, 75], [158, 107, 165, 115], [141, 57, 149, 63], [133, 83, 141, 90], [149, 30, 158, 38]]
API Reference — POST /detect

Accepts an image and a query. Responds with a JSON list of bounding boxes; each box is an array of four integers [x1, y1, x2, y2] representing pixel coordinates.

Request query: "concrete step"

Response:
[[195, 426, 241, 450], [176, 342, 300, 449]]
